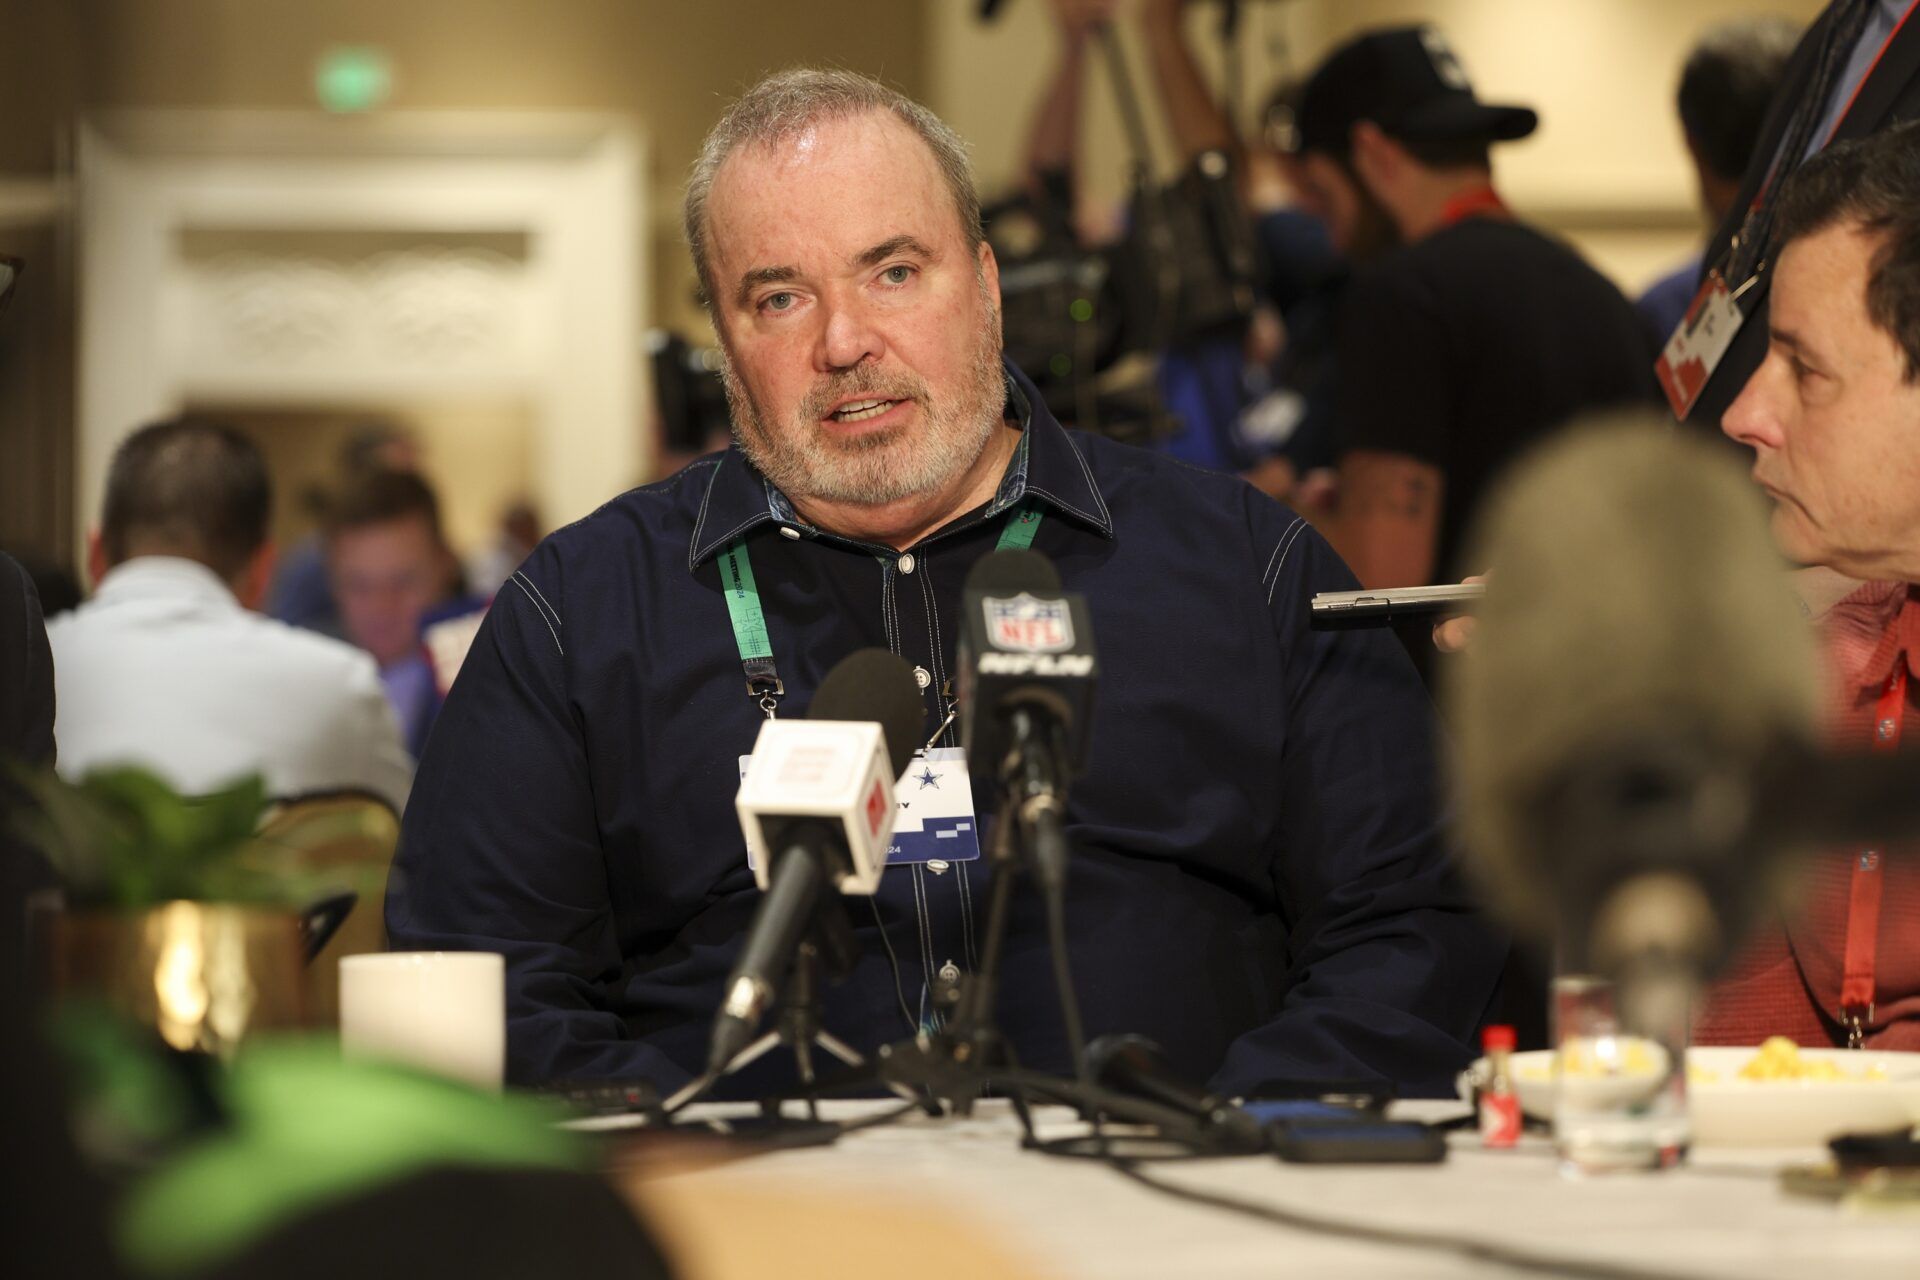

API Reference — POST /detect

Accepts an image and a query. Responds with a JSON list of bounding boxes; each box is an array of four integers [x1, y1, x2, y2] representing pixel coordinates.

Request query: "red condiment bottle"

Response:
[[1479, 1024, 1522, 1148]]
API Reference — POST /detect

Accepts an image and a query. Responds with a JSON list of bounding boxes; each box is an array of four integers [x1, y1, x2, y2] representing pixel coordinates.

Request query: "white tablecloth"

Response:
[[639, 1101, 1920, 1279]]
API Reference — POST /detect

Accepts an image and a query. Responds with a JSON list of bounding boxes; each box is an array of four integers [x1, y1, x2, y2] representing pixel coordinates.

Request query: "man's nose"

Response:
[[1722, 356, 1786, 452], [818, 294, 885, 372]]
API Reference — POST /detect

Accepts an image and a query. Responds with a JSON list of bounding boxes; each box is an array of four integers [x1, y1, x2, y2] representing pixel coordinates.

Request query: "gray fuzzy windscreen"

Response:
[[1444, 413, 1820, 934]]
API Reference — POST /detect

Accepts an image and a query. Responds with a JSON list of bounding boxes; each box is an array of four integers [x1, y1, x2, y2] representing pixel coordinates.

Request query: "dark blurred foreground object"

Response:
[[0, 253, 23, 314], [58, 1027, 674, 1279], [1, 550, 54, 772], [196, 1163, 671, 1280], [2, 552, 123, 1279], [4, 546, 82, 617]]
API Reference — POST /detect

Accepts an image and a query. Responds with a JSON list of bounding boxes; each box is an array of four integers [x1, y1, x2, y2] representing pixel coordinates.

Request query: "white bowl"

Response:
[[1464, 1045, 1920, 1148]]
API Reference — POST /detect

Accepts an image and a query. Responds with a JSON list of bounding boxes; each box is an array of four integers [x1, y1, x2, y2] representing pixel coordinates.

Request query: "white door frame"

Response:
[[76, 110, 646, 550]]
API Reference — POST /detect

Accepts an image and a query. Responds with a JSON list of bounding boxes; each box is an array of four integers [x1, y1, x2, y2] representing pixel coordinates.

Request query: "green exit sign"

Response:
[[315, 46, 393, 114]]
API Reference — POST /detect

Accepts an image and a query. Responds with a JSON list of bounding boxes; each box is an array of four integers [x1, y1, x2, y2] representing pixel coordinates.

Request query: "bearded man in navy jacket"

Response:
[[389, 68, 1504, 1099]]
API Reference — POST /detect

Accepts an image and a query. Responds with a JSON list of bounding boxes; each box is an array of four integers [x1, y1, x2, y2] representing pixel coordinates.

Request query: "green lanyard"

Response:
[[720, 505, 1043, 718]]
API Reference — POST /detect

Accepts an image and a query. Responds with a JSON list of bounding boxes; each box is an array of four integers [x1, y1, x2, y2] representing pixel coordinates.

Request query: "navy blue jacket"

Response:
[[388, 363, 1504, 1098]]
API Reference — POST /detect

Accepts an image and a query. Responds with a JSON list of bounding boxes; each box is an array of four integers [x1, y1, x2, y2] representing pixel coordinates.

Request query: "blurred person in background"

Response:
[[1136, 0, 1347, 499], [268, 423, 421, 637], [464, 499, 543, 600], [1283, 25, 1656, 597], [46, 418, 411, 810], [1639, 17, 1802, 343], [1018, 0, 1346, 493], [323, 468, 474, 759], [1678, 0, 1920, 432]]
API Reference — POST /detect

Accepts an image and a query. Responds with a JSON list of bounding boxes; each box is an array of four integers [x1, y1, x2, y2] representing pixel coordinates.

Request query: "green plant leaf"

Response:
[[10, 766, 279, 909]]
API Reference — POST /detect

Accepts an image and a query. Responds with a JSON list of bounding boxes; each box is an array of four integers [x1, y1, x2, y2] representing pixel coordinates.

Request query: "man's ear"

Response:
[[976, 238, 1003, 343], [85, 527, 108, 590], [977, 238, 1001, 304], [1349, 120, 1399, 191]]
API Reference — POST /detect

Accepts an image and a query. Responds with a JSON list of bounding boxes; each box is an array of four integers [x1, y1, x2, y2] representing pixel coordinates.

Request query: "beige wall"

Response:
[[928, 0, 1827, 293], [68, 0, 931, 337], [214, 402, 535, 562]]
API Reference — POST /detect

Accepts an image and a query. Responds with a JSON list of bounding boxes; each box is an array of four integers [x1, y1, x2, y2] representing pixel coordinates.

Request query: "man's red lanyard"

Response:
[[1842, 663, 1905, 1046], [1438, 186, 1507, 228]]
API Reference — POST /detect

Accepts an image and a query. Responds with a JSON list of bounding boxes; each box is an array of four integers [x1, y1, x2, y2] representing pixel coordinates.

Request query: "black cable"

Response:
[[1106, 1159, 1708, 1280], [864, 894, 919, 1036], [1043, 888, 1091, 1089], [984, 1068, 1212, 1143]]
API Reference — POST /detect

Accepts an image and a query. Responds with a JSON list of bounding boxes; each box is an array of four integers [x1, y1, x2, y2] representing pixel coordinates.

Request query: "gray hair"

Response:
[[684, 68, 984, 315]]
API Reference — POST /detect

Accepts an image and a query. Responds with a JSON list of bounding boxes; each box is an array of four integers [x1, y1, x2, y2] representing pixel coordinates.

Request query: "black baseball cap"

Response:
[[1292, 26, 1538, 157]]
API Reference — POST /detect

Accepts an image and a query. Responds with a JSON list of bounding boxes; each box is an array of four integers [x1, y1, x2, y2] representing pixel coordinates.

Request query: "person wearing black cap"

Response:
[[1287, 26, 1658, 597]]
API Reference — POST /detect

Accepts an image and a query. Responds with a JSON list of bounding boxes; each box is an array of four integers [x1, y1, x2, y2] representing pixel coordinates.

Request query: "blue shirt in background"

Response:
[[1154, 209, 1346, 475], [1638, 253, 1703, 352]]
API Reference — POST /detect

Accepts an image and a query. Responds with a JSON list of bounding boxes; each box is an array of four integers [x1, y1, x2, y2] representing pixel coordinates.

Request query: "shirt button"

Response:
[[927, 859, 950, 874], [1878, 718, 1898, 741], [913, 666, 932, 689], [938, 961, 960, 984], [898, 553, 917, 574], [779, 526, 802, 540]]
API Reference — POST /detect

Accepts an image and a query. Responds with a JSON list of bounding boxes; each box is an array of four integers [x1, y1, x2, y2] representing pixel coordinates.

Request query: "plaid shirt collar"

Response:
[[1822, 579, 1920, 691]]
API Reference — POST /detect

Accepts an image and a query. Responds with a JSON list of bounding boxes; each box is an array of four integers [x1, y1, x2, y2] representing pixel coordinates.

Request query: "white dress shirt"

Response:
[[47, 557, 412, 811]]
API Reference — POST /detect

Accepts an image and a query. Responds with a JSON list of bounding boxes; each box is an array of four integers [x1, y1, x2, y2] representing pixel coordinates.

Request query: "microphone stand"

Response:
[[869, 793, 1037, 1140], [666, 900, 866, 1121]]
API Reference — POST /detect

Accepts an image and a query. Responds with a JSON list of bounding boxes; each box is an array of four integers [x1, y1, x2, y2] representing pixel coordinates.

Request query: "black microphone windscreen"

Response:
[[965, 546, 1061, 597], [809, 648, 925, 781]]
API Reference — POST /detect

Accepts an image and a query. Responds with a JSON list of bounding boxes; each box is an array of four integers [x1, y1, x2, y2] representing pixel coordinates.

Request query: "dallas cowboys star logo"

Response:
[[916, 766, 941, 789]]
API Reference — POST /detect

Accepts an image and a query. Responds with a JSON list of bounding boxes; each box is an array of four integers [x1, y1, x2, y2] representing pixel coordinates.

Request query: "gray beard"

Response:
[[722, 294, 1008, 508]]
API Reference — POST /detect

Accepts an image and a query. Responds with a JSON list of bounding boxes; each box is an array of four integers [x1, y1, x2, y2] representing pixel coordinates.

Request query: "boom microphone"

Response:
[[958, 548, 1097, 894], [1445, 414, 1821, 995], [710, 648, 924, 1073]]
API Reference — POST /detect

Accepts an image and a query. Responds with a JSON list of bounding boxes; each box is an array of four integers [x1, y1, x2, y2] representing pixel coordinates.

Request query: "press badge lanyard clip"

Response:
[[1842, 663, 1904, 1047], [718, 505, 1044, 720]]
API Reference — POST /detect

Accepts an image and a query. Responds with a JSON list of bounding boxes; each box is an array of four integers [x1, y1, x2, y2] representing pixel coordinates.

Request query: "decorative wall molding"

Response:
[[77, 111, 647, 549]]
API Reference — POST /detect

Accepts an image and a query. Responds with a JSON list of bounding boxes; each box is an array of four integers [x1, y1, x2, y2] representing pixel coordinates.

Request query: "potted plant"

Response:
[[14, 766, 360, 1057]]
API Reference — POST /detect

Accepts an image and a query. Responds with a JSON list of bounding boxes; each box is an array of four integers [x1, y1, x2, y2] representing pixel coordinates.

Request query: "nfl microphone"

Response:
[[958, 548, 1097, 895], [708, 648, 924, 1074]]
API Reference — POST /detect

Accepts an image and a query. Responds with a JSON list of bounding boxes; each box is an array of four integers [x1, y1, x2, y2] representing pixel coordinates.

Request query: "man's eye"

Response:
[[882, 265, 913, 285], [763, 292, 795, 312]]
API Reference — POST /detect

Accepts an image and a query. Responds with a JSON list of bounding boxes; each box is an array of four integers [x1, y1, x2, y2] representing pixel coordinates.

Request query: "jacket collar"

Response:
[[91, 556, 243, 611], [688, 357, 1113, 570]]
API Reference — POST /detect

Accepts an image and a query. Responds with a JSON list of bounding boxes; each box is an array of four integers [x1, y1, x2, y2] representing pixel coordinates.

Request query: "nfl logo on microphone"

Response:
[[985, 593, 1075, 653]]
